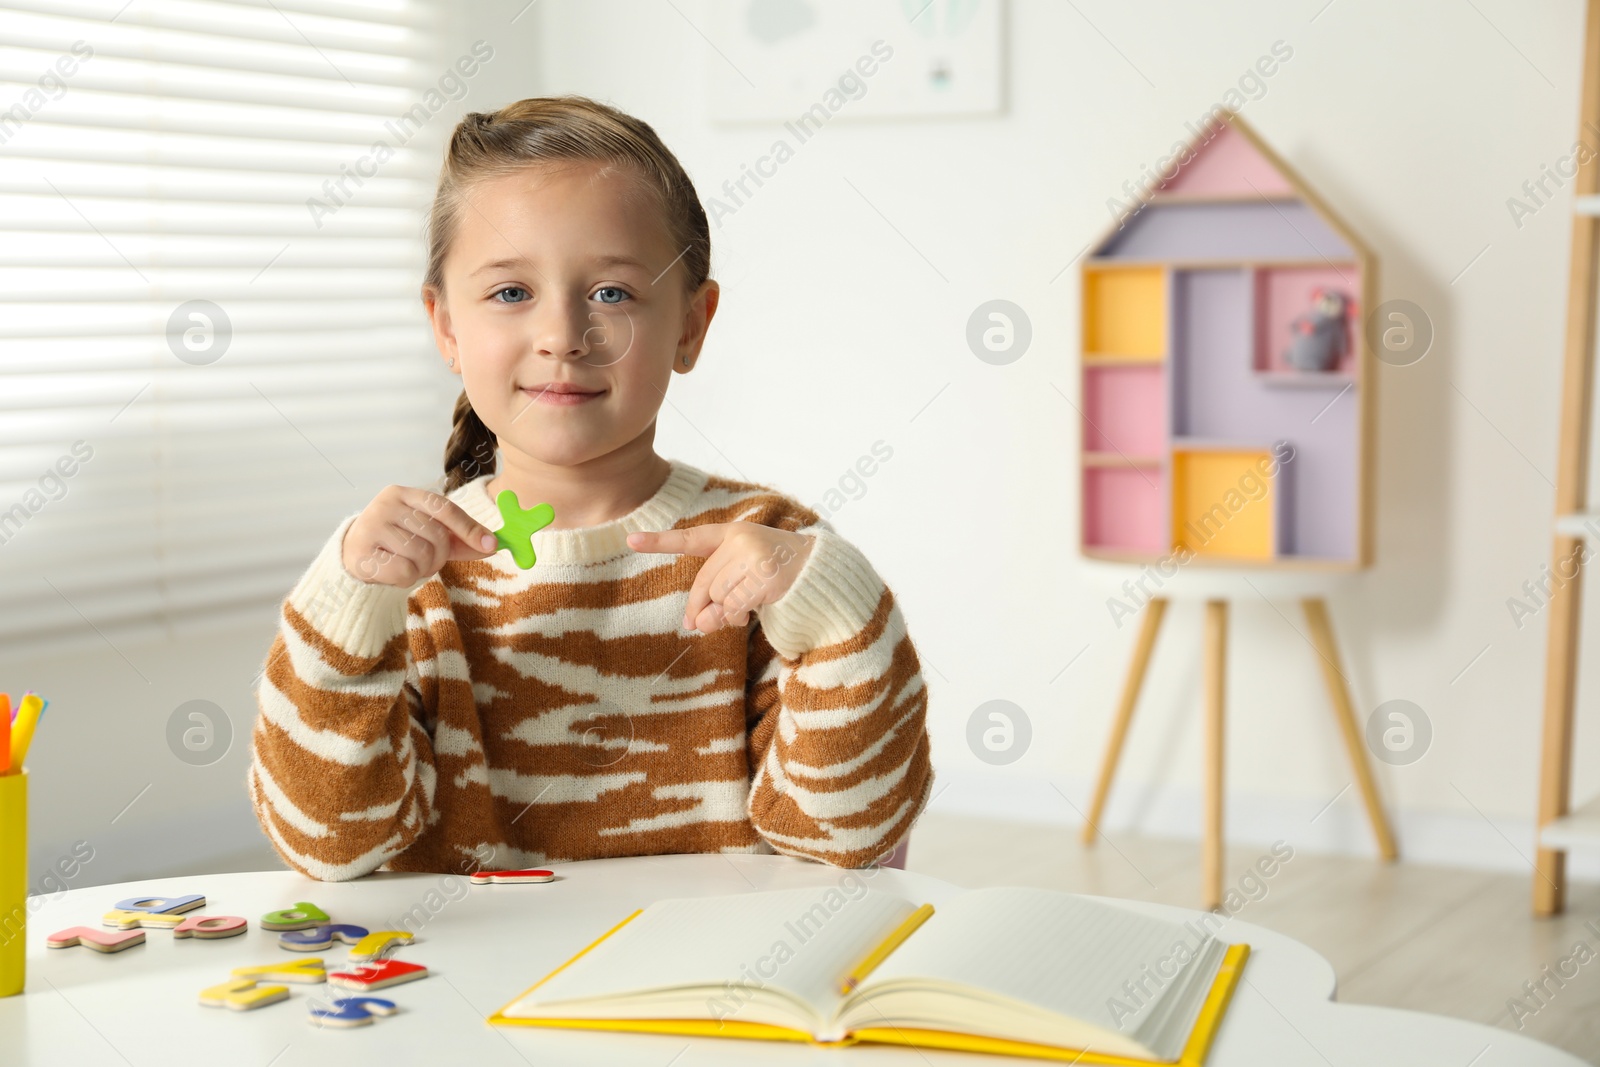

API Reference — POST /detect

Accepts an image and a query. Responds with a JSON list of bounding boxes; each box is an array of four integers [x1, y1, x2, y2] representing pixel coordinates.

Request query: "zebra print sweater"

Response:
[[247, 459, 933, 881]]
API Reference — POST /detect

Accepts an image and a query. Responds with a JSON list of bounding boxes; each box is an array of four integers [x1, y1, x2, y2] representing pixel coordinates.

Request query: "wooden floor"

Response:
[[905, 812, 1600, 1065]]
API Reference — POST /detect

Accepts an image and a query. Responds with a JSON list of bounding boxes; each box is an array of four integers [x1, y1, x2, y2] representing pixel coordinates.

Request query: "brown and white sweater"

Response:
[[248, 459, 933, 881]]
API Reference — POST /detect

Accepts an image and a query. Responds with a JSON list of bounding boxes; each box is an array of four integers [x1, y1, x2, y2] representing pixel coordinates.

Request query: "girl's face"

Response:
[[425, 160, 717, 468]]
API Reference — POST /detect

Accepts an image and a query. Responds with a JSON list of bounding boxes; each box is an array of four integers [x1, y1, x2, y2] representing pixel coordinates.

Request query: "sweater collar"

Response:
[[452, 459, 708, 566]]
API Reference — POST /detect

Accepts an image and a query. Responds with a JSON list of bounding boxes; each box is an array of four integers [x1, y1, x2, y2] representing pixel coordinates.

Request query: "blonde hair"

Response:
[[429, 95, 712, 492]]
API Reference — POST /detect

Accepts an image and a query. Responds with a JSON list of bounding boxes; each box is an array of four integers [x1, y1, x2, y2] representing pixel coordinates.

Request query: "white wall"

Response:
[[504, 0, 1600, 875], [8, 0, 1596, 889]]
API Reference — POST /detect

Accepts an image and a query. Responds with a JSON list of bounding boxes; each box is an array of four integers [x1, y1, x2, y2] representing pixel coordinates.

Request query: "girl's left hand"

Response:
[[627, 523, 815, 633]]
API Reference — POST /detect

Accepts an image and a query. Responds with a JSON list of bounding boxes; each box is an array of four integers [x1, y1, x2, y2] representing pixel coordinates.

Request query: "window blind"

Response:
[[0, 0, 458, 655]]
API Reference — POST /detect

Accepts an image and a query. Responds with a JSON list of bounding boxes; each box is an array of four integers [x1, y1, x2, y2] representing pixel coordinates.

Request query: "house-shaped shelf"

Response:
[[1079, 112, 1374, 570]]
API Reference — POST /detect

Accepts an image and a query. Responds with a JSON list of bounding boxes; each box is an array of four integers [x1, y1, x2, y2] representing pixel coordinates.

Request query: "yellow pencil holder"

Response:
[[0, 772, 25, 997]]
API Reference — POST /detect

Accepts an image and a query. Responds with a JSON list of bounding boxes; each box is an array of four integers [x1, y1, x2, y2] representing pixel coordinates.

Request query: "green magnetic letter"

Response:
[[494, 490, 556, 569]]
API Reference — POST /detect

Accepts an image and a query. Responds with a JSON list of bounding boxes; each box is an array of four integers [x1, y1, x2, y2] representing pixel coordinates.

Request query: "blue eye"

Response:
[[593, 286, 629, 305], [493, 287, 529, 303]]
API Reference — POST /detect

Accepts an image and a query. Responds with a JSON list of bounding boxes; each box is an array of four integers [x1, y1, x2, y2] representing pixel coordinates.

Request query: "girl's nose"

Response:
[[530, 295, 590, 360]]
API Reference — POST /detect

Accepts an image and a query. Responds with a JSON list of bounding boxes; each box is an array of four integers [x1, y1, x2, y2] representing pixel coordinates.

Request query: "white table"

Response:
[[0, 854, 1583, 1066]]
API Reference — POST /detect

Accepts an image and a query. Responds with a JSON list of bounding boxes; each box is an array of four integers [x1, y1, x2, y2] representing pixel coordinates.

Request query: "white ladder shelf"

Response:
[[1533, 0, 1600, 916]]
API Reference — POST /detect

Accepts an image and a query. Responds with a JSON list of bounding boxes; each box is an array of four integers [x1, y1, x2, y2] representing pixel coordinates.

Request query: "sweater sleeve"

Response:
[[247, 513, 441, 881], [745, 523, 934, 867]]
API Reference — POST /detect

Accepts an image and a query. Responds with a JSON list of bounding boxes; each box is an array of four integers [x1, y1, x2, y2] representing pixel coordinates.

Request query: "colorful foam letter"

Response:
[[346, 930, 414, 964], [199, 979, 289, 1011], [260, 902, 331, 931], [468, 868, 555, 885], [173, 915, 248, 940], [494, 491, 556, 569], [46, 927, 146, 953], [328, 959, 428, 991], [308, 996, 398, 1028], [112, 893, 205, 915], [101, 909, 186, 930], [232, 958, 327, 984], [278, 924, 368, 952]]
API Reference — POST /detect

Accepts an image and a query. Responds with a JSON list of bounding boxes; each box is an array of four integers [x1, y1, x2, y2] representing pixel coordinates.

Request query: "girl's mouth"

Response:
[[522, 385, 606, 406]]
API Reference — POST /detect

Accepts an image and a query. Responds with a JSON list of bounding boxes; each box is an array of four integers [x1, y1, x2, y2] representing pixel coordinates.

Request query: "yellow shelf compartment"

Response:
[[1170, 444, 1282, 562], [1082, 265, 1167, 361]]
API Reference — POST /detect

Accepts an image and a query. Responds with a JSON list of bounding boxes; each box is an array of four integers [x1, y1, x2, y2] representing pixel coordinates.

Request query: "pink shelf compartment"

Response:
[[1251, 266, 1361, 378], [1083, 466, 1167, 555], [1083, 364, 1167, 457], [1155, 123, 1295, 198]]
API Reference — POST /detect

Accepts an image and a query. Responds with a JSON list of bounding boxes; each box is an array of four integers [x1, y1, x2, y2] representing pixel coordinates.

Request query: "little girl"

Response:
[[248, 95, 933, 881]]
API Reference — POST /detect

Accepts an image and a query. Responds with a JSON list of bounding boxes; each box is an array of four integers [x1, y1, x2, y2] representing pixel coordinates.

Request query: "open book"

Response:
[[489, 884, 1249, 1065]]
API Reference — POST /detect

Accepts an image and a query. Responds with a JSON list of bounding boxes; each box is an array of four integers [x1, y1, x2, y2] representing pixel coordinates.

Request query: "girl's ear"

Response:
[[423, 285, 460, 371], [674, 279, 720, 373]]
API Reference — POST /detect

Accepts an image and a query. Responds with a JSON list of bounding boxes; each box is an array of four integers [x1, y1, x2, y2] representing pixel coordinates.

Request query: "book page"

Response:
[[507, 885, 919, 1026], [857, 887, 1215, 1042]]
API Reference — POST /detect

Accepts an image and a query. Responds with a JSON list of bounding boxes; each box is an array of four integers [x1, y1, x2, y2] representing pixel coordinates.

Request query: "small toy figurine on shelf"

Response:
[[1285, 288, 1349, 372]]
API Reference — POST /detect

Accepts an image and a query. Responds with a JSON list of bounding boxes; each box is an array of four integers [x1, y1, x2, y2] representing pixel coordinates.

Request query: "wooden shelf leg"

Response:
[[1535, 538, 1585, 917], [1301, 597, 1399, 861], [1203, 599, 1227, 911], [1081, 598, 1169, 845]]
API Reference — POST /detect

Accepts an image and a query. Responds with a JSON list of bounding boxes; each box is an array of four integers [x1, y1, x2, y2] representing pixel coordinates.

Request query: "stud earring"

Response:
[[448, 357, 455, 368]]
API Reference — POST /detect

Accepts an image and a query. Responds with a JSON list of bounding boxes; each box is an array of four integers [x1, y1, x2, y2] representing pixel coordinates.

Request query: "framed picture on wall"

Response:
[[706, 0, 1005, 123]]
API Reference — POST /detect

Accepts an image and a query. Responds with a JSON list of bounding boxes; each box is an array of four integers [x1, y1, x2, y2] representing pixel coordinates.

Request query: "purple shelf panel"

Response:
[[1169, 268, 1358, 561], [1094, 202, 1354, 263]]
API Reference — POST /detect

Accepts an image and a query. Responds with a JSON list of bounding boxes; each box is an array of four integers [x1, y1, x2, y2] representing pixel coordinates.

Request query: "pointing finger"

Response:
[[627, 524, 729, 558]]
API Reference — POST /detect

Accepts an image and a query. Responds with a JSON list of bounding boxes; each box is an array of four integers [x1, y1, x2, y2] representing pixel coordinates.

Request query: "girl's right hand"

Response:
[[341, 484, 500, 587]]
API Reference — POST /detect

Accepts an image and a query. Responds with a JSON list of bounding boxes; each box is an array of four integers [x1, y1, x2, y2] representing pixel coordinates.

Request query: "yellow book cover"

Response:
[[488, 885, 1249, 1065]]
